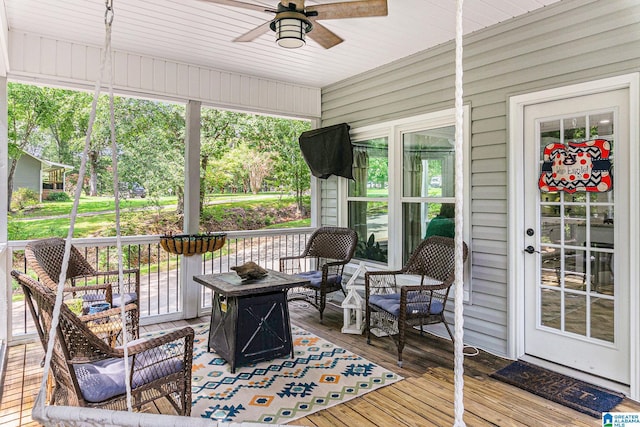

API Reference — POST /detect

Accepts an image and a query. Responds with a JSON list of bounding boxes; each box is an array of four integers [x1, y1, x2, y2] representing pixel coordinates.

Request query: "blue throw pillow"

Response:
[[73, 348, 183, 403]]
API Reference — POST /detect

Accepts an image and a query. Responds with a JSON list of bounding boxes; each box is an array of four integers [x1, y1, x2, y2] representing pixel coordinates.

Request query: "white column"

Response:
[[181, 100, 202, 319], [310, 176, 319, 227], [0, 76, 9, 344], [309, 118, 321, 227]]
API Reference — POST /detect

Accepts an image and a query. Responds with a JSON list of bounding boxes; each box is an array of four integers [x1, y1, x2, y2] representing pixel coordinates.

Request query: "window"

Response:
[[348, 137, 389, 263], [342, 107, 471, 298], [402, 125, 456, 263]]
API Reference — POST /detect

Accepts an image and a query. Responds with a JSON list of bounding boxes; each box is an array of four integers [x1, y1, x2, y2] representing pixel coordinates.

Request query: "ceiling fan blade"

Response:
[[307, 21, 343, 49], [199, 0, 275, 13], [307, 0, 388, 20], [234, 20, 273, 42]]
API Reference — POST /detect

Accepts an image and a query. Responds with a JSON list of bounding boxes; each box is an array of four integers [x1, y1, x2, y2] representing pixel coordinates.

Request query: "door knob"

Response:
[[524, 245, 538, 254]]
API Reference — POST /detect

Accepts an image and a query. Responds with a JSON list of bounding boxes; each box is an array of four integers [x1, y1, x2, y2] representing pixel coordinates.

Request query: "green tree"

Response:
[[236, 144, 276, 194], [43, 88, 92, 166], [269, 119, 311, 211], [368, 157, 388, 189], [7, 83, 58, 209], [106, 98, 185, 206], [237, 115, 311, 210], [200, 108, 245, 209]]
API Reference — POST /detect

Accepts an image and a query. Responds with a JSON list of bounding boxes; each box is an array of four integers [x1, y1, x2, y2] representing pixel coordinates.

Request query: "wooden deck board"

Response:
[[420, 368, 593, 427], [2, 303, 640, 426], [376, 382, 454, 426]]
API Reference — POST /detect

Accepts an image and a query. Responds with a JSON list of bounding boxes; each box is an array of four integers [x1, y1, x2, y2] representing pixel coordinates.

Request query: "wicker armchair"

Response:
[[25, 238, 140, 319], [12, 270, 194, 415], [365, 236, 468, 367], [280, 227, 358, 322]]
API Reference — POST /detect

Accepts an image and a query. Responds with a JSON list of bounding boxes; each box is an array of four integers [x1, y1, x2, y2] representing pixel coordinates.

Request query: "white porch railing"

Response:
[[7, 227, 314, 343]]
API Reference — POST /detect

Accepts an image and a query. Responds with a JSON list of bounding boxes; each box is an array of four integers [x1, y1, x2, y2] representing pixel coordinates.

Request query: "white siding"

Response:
[[7, 31, 321, 119], [320, 177, 339, 226], [13, 154, 40, 194], [320, 0, 640, 356]]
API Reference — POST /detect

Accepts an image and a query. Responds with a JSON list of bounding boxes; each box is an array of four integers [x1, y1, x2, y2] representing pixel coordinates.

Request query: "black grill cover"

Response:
[[298, 123, 353, 180]]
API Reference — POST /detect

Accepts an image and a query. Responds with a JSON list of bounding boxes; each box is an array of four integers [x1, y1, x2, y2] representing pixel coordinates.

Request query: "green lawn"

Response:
[[11, 196, 177, 218], [9, 193, 310, 240], [266, 218, 311, 229]]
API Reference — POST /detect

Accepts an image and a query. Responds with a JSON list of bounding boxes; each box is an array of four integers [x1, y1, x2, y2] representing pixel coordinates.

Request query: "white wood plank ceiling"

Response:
[[4, 0, 562, 88]]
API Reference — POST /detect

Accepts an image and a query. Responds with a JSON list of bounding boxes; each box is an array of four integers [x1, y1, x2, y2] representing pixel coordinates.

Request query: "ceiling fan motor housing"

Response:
[[270, 10, 313, 34]]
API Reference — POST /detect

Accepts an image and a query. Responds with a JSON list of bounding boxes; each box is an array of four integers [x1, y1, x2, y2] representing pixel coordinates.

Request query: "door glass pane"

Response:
[[564, 116, 586, 142], [591, 297, 614, 342], [540, 207, 561, 288], [565, 293, 586, 335], [590, 191, 614, 204], [590, 112, 614, 138], [539, 119, 560, 157], [540, 209, 560, 243], [565, 206, 585, 243], [566, 192, 586, 203], [589, 246, 614, 296], [541, 191, 560, 203], [540, 246, 561, 287], [541, 289, 561, 330], [590, 223, 614, 249], [563, 249, 586, 291], [591, 204, 613, 225]]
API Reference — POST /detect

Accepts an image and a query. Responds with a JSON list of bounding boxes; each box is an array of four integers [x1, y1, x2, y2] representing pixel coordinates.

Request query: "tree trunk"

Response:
[[176, 185, 184, 215], [7, 158, 18, 211], [88, 150, 99, 196], [200, 155, 208, 213]]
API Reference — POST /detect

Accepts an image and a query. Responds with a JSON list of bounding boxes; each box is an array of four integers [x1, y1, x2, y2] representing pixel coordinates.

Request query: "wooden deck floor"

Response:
[[2, 302, 640, 426]]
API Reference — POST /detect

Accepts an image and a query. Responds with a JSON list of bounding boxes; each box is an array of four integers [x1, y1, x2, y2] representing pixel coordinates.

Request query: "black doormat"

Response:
[[490, 360, 624, 418]]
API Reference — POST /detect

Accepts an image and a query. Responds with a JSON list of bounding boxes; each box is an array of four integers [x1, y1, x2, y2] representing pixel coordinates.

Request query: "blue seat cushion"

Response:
[[369, 293, 444, 318], [83, 292, 137, 307], [73, 349, 183, 403], [112, 292, 137, 307], [296, 270, 342, 288]]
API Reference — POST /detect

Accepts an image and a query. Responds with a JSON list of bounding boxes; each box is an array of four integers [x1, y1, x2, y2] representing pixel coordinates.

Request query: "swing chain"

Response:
[[105, 0, 114, 26]]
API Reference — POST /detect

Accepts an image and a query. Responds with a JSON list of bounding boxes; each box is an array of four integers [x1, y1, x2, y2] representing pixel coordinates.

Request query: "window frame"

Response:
[[339, 106, 472, 300]]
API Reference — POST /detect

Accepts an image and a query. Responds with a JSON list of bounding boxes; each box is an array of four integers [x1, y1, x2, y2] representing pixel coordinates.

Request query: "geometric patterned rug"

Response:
[[183, 323, 403, 424]]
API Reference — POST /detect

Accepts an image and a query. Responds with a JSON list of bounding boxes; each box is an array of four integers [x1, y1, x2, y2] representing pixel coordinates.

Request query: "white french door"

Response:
[[523, 88, 631, 384]]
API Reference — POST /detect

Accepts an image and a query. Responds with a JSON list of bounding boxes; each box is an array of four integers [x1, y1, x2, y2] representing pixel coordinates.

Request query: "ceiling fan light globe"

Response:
[[274, 17, 307, 48]]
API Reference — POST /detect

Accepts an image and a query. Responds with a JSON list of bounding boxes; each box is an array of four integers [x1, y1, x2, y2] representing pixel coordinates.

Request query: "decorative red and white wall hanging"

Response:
[[538, 139, 612, 193]]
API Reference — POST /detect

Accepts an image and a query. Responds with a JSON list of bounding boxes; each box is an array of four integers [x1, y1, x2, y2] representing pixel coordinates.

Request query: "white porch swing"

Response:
[[30, 0, 469, 425]]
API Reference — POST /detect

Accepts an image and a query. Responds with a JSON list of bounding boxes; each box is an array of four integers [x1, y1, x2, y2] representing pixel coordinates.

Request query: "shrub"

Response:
[[45, 191, 71, 202], [11, 187, 39, 211], [355, 233, 388, 263]]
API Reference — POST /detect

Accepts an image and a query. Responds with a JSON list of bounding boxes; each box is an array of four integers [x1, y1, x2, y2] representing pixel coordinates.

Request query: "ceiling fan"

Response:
[[200, 0, 388, 49]]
